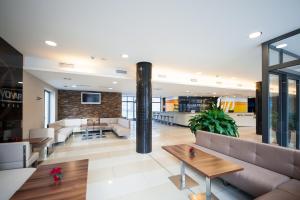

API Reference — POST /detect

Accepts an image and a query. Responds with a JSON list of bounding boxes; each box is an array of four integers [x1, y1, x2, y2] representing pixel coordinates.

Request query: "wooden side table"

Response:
[[162, 144, 243, 200], [11, 159, 89, 200]]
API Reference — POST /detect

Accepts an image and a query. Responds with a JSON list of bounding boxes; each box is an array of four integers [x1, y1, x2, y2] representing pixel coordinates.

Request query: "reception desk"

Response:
[[155, 112, 255, 127]]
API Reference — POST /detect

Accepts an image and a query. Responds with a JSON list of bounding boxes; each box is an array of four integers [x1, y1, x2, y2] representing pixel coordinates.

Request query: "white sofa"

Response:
[[63, 118, 88, 132], [0, 142, 39, 170], [100, 118, 131, 137], [48, 121, 74, 143], [0, 168, 35, 200], [49, 118, 131, 143]]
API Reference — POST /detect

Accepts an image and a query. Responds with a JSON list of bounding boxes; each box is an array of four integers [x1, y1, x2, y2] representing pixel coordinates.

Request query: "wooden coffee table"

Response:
[[162, 144, 243, 200], [10, 159, 89, 200]]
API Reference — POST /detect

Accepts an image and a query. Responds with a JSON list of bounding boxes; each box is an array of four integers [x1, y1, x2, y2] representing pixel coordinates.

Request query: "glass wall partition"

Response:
[[262, 28, 300, 150], [288, 79, 297, 148], [269, 74, 279, 145], [122, 96, 136, 119], [122, 96, 161, 120]]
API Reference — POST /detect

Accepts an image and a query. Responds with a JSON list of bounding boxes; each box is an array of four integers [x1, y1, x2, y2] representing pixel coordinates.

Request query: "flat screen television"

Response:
[[81, 92, 101, 104]]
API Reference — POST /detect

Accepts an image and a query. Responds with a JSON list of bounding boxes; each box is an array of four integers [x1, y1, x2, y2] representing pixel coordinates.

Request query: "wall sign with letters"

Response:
[[0, 88, 22, 108]]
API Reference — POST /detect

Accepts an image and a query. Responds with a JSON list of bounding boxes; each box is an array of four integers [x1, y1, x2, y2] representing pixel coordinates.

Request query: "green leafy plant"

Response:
[[188, 104, 239, 137]]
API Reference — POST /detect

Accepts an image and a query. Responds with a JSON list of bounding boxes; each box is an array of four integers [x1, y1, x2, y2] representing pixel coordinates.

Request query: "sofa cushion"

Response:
[[48, 122, 62, 132], [255, 189, 298, 200], [100, 118, 118, 124], [63, 118, 87, 127], [193, 145, 290, 197], [117, 118, 130, 129], [195, 130, 211, 148], [255, 143, 295, 178], [54, 127, 73, 143], [277, 179, 300, 197], [229, 138, 257, 164], [112, 125, 130, 137], [293, 151, 300, 179], [209, 133, 231, 155]]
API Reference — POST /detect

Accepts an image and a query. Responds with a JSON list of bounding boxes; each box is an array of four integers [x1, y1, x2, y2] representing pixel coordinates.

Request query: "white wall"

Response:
[[23, 71, 57, 139]]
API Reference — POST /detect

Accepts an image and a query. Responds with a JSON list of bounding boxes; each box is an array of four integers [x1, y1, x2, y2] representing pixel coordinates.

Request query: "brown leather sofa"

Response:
[[194, 130, 300, 200]]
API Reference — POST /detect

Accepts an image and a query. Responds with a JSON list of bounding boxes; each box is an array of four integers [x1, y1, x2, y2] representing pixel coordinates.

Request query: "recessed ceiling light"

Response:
[[212, 92, 217, 95], [112, 81, 118, 84], [276, 43, 287, 49], [17, 81, 23, 84], [185, 90, 190, 93], [121, 54, 129, 58], [71, 85, 77, 88], [59, 62, 74, 70], [196, 72, 202, 75], [249, 32, 262, 39], [108, 87, 113, 90], [45, 40, 57, 47], [158, 74, 167, 78]]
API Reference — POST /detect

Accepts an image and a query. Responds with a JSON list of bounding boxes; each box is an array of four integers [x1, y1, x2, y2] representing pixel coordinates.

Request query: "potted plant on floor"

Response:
[[188, 104, 239, 137]]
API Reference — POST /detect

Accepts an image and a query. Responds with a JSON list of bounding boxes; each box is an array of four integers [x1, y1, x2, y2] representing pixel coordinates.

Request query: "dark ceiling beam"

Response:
[[269, 45, 300, 60]]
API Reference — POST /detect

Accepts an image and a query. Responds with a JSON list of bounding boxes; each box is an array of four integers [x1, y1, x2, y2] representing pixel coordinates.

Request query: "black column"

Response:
[[136, 62, 152, 153]]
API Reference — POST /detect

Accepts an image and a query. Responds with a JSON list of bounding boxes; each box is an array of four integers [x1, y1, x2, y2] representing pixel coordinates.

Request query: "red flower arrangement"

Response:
[[50, 167, 63, 185], [189, 147, 196, 158]]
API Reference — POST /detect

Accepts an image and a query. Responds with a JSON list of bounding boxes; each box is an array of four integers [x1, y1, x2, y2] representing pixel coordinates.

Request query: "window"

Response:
[[122, 96, 161, 119], [152, 97, 161, 112], [122, 96, 135, 119], [44, 90, 56, 128], [44, 90, 51, 128]]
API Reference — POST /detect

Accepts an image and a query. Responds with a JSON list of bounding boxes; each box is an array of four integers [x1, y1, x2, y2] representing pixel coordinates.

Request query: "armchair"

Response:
[[0, 142, 39, 170], [29, 128, 55, 158]]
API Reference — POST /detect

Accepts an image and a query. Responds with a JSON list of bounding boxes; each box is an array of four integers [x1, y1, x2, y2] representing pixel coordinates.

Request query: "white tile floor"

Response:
[[43, 122, 258, 200]]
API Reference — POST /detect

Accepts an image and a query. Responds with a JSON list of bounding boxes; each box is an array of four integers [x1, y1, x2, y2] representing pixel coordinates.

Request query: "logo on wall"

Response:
[[0, 88, 22, 109]]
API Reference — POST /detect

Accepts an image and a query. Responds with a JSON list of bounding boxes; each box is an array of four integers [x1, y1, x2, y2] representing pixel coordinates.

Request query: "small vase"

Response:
[[54, 179, 62, 185], [189, 151, 195, 158]]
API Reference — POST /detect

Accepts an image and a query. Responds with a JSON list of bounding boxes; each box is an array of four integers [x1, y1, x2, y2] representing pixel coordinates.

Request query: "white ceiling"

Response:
[[26, 69, 255, 97], [1, 0, 300, 97]]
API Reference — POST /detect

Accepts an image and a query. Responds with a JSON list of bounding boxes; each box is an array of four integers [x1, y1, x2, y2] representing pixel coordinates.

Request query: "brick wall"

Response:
[[58, 90, 122, 120]]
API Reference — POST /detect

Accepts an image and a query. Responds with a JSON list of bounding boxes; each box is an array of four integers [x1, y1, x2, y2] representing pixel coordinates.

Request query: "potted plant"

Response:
[[188, 104, 239, 137]]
